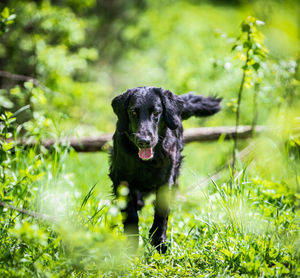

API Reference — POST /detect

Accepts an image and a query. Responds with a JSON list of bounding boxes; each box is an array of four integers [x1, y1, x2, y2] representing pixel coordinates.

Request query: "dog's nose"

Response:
[[136, 136, 151, 148]]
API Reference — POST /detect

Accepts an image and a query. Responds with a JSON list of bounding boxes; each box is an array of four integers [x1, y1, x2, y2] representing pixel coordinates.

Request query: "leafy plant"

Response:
[[231, 16, 268, 172], [0, 7, 15, 35]]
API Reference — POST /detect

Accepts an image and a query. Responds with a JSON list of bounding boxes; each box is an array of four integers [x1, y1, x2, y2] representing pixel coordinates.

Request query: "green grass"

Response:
[[64, 150, 112, 197], [57, 142, 299, 277], [0, 130, 299, 277]]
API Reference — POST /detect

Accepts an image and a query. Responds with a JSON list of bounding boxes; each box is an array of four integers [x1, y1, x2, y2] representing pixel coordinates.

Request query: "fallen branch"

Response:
[[20, 134, 113, 152], [183, 125, 264, 143], [16, 125, 265, 152]]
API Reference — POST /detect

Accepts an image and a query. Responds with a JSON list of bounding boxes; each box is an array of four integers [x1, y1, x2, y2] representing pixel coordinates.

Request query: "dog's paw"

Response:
[[151, 237, 168, 254], [149, 229, 168, 253], [155, 242, 168, 254]]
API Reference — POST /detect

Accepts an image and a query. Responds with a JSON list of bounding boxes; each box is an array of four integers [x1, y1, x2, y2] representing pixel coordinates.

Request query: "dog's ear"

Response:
[[111, 90, 132, 132], [155, 88, 183, 130]]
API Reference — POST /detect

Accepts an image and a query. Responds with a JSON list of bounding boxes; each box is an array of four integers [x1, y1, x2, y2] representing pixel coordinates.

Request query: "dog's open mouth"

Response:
[[138, 148, 153, 160]]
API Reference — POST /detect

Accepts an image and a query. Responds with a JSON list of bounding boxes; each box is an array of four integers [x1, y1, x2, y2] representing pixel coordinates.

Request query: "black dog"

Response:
[[110, 86, 221, 253]]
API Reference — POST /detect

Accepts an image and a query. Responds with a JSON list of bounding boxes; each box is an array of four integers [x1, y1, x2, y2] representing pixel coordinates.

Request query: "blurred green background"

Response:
[[1, 0, 299, 208], [1, 0, 299, 136]]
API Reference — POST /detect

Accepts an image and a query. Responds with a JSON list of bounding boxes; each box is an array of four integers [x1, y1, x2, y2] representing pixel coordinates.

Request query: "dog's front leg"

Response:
[[122, 191, 139, 250], [149, 186, 170, 253]]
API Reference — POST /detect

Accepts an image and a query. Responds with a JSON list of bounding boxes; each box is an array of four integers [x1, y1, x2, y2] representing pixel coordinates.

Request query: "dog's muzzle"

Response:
[[136, 135, 153, 160]]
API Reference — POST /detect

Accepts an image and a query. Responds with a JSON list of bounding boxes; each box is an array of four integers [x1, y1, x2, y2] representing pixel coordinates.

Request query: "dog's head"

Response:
[[112, 87, 183, 160]]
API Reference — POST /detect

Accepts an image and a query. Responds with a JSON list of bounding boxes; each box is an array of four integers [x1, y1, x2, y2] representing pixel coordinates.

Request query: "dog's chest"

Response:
[[116, 153, 172, 191], [136, 163, 170, 187]]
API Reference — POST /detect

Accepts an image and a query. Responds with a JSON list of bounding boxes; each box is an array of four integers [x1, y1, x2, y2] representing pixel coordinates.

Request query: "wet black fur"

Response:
[[109, 86, 221, 253]]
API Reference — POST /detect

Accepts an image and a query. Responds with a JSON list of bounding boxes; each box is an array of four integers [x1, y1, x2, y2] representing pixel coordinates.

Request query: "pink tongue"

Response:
[[138, 148, 153, 160]]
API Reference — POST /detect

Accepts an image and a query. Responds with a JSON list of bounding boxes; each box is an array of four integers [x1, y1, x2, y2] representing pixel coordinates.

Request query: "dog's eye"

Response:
[[153, 111, 160, 117], [131, 110, 137, 116]]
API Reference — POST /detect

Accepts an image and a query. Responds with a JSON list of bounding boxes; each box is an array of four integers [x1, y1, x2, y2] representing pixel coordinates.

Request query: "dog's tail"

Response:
[[179, 93, 222, 120]]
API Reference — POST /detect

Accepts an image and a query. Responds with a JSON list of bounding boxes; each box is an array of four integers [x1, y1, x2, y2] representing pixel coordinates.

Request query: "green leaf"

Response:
[[242, 64, 249, 71], [2, 141, 13, 151], [231, 44, 238, 51], [241, 23, 250, 33], [0, 96, 14, 109], [252, 62, 260, 71], [5, 111, 13, 119], [243, 41, 252, 49], [24, 81, 34, 90], [1, 7, 10, 19], [12, 104, 30, 117]]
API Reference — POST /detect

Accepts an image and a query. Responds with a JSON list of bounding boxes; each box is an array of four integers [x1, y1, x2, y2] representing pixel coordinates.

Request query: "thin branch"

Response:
[[251, 83, 259, 133], [0, 70, 56, 94], [232, 32, 251, 172], [0, 201, 57, 222], [184, 142, 256, 193]]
